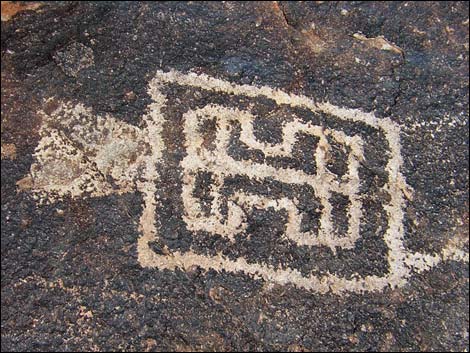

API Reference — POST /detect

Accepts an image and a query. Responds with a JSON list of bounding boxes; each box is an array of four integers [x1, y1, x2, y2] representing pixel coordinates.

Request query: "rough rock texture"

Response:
[[1, 2, 469, 351]]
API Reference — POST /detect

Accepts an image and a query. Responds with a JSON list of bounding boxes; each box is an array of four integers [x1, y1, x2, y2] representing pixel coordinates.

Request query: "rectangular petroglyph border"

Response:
[[137, 70, 412, 294]]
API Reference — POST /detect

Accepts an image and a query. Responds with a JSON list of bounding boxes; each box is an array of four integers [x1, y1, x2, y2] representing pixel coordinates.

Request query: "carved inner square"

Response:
[[181, 104, 365, 251]]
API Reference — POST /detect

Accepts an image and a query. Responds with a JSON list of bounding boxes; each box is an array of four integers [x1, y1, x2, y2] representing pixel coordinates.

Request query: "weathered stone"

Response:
[[1, 2, 468, 351]]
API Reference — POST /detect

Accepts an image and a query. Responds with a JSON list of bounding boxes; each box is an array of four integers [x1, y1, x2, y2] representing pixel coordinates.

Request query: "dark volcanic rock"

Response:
[[1, 1, 468, 352]]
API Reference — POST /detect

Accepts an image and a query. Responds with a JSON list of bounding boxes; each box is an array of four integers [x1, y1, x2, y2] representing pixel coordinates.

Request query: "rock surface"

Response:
[[1, 1, 469, 351]]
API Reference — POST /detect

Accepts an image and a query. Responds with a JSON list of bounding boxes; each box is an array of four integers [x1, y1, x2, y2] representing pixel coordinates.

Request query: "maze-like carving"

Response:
[[22, 69, 468, 294], [181, 105, 364, 250]]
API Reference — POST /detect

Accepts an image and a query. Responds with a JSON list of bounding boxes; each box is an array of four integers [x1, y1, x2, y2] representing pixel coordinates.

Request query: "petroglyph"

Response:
[[18, 100, 150, 203], [181, 104, 364, 250], [21, 69, 469, 294]]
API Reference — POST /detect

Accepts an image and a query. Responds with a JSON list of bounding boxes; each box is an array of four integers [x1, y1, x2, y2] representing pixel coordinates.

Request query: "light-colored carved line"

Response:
[[135, 249, 392, 294], [150, 70, 385, 128], [136, 82, 166, 268], [404, 243, 469, 274]]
